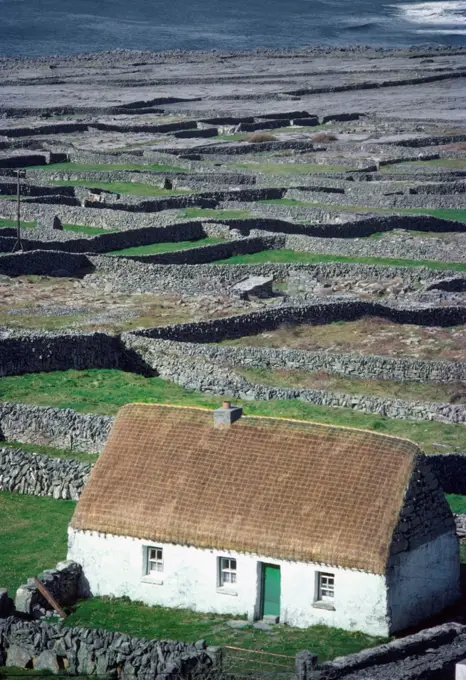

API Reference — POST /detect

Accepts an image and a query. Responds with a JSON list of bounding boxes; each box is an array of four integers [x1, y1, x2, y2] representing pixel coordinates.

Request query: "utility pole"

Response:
[[12, 168, 26, 253]]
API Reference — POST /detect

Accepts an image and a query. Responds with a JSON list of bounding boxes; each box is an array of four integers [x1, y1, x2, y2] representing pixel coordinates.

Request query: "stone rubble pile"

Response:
[[15, 561, 84, 619]]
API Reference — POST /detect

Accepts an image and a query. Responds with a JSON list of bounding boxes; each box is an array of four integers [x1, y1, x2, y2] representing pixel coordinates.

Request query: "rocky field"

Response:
[[0, 44, 465, 447]]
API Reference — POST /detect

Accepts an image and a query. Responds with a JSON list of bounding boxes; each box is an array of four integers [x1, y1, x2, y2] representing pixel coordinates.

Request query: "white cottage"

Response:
[[68, 402, 460, 637]]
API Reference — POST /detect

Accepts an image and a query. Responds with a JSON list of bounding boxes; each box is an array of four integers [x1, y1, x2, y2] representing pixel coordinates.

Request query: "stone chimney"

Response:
[[213, 401, 243, 428]]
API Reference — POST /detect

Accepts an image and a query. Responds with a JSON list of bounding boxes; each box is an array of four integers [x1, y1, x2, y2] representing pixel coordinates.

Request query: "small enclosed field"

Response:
[[222, 317, 466, 361]]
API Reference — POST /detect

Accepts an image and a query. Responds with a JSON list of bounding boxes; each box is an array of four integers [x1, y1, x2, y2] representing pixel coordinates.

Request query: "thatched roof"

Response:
[[71, 403, 420, 574]]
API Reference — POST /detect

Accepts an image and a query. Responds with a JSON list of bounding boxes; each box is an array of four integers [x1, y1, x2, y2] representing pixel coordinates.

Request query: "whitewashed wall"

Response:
[[68, 528, 389, 636], [387, 532, 460, 633]]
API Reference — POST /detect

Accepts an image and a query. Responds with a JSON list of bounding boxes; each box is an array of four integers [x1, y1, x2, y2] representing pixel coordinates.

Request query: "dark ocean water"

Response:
[[0, 0, 465, 57]]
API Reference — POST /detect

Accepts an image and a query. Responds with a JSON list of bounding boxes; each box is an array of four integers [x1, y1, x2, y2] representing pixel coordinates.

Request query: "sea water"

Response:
[[0, 0, 465, 57]]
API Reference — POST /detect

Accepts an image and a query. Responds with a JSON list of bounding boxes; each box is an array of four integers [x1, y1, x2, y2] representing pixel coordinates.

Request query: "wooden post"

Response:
[[33, 577, 67, 619]]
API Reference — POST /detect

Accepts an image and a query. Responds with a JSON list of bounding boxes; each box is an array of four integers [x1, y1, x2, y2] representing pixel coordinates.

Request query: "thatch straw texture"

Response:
[[71, 404, 420, 574]]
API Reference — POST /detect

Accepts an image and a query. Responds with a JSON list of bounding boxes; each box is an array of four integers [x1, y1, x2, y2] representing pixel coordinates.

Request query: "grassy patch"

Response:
[[0, 491, 75, 595], [461, 541, 466, 564], [0, 219, 111, 235], [231, 162, 350, 174], [260, 198, 305, 206], [214, 249, 466, 271], [0, 440, 97, 463], [30, 162, 187, 173], [382, 159, 466, 171], [65, 597, 386, 664], [110, 237, 225, 256], [446, 494, 466, 514], [62, 224, 114, 235], [50, 180, 191, 197], [388, 207, 466, 223], [221, 316, 465, 362], [0, 369, 463, 453], [214, 133, 249, 142], [236, 367, 465, 405], [178, 208, 251, 219], [0, 310, 91, 332], [0, 218, 36, 229]]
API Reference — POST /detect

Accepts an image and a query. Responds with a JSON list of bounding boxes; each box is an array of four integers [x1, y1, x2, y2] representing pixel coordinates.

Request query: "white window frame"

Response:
[[145, 546, 163, 576], [218, 557, 237, 588], [317, 572, 335, 602]]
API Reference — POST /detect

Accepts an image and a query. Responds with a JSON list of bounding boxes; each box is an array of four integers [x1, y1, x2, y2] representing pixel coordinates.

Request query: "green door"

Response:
[[262, 564, 281, 617]]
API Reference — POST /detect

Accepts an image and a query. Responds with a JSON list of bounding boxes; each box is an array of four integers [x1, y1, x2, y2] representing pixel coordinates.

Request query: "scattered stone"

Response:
[[226, 619, 250, 629], [252, 621, 273, 631]]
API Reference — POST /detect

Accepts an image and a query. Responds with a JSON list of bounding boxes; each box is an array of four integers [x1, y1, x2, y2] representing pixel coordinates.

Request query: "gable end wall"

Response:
[[386, 455, 460, 633]]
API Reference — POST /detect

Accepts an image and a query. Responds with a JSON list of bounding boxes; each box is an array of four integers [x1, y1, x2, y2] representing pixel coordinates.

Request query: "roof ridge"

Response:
[[120, 402, 420, 449]]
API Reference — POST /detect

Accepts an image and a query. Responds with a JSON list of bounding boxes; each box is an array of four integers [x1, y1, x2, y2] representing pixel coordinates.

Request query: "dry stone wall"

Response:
[[123, 336, 466, 425], [0, 181, 74, 198], [0, 447, 91, 500], [14, 561, 85, 619], [282, 232, 466, 264], [429, 454, 466, 495], [0, 403, 112, 453], [306, 623, 466, 680], [389, 455, 455, 557], [130, 338, 466, 383], [0, 329, 122, 376], [133, 300, 466, 343], [23, 170, 256, 187], [121, 235, 282, 265], [88, 258, 462, 295], [0, 616, 218, 680], [0, 202, 169, 231], [0, 250, 94, 276], [0, 222, 207, 254]]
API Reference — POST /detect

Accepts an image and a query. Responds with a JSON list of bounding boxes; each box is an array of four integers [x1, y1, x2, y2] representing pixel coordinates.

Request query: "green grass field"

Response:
[[214, 249, 466, 271], [178, 207, 251, 219], [1, 440, 97, 463], [446, 494, 466, 514], [0, 218, 36, 229], [30, 162, 187, 173], [382, 159, 466, 171], [65, 597, 386, 665], [62, 224, 114, 235], [110, 237, 224, 256], [0, 491, 75, 595], [231, 162, 351, 174], [0, 369, 463, 453], [0, 218, 112, 235]]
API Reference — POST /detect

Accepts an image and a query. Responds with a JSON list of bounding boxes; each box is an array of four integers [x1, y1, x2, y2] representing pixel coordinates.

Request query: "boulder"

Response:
[[6, 644, 33, 668], [232, 275, 274, 300], [34, 650, 61, 674], [14, 585, 34, 614]]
